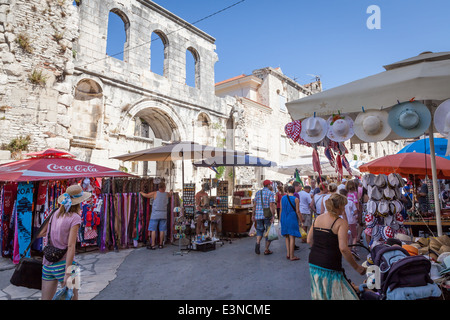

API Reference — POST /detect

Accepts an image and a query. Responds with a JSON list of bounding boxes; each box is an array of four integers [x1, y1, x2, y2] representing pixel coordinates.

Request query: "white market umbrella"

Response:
[[286, 51, 450, 236], [272, 156, 361, 177]]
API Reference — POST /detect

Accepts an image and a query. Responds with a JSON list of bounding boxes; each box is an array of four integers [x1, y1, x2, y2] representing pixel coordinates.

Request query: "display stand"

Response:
[[173, 207, 190, 256], [223, 184, 253, 238]]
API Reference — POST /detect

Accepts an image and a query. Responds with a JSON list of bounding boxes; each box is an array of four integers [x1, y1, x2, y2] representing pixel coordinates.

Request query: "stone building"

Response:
[[216, 67, 407, 186], [215, 67, 322, 186], [0, 0, 405, 192], [0, 0, 237, 191]]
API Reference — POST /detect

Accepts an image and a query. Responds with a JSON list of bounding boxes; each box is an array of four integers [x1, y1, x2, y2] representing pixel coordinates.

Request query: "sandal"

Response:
[[264, 250, 273, 255], [290, 256, 300, 261], [147, 245, 156, 250], [158, 244, 163, 249]]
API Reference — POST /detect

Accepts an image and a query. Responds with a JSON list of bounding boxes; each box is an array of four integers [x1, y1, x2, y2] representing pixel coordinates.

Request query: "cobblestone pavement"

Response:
[[0, 248, 134, 300]]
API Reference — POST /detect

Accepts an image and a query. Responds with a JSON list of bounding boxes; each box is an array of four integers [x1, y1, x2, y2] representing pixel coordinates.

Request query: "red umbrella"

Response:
[[359, 152, 450, 179], [0, 152, 134, 182], [25, 148, 75, 159]]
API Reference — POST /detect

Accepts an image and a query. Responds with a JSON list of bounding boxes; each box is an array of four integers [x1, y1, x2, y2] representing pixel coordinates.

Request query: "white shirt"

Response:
[[299, 190, 312, 214], [345, 201, 357, 224], [337, 184, 346, 192]]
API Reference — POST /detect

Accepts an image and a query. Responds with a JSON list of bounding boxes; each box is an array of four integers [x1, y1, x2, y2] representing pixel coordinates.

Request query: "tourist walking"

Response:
[[280, 185, 303, 260], [39, 184, 92, 300], [140, 182, 172, 250], [275, 184, 285, 220], [320, 183, 338, 215], [298, 185, 312, 241], [307, 193, 366, 300], [311, 182, 328, 216], [252, 180, 276, 255]]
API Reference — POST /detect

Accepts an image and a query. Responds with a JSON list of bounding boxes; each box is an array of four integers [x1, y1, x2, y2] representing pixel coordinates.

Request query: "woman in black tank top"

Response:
[[307, 193, 366, 300]]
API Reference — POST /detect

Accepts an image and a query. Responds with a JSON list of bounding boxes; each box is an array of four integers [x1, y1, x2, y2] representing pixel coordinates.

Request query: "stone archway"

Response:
[[119, 99, 187, 182], [119, 98, 186, 142]]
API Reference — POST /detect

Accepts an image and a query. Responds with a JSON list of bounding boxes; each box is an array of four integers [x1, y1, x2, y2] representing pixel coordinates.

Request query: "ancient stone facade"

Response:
[[216, 67, 321, 186], [0, 0, 236, 190]]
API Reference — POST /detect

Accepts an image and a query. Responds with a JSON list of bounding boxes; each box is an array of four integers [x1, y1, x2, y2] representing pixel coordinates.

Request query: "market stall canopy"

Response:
[[112, 141, 245, 162], [193, 154, 276, 168], [397, 137, 450, 160], [271, 156, 361, 177], [285, 51, 450, 143], [0, 154, 135, 182], [25, 148, 75, 158], [359, 152, 450, 179]]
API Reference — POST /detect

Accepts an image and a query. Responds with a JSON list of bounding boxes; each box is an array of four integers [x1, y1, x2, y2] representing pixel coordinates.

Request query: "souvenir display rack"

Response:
[[183, 183, 196, 219], [216, 180, 228, 213]]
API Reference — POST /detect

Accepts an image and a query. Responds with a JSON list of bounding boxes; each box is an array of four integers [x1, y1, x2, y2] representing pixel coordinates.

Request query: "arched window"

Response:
[[186, 47, 200, 88], [106, 9, 130, 62], [150, 31, 168, 76]]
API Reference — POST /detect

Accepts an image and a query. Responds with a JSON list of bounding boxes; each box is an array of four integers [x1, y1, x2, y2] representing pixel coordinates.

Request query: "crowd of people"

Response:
[[251, 175, 449, 300]]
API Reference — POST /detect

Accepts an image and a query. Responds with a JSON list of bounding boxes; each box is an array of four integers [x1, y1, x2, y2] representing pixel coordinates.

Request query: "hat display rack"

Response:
[[285, 97, 449, 180], [363, 173, 408, 245], [285, 112, 354, 181]]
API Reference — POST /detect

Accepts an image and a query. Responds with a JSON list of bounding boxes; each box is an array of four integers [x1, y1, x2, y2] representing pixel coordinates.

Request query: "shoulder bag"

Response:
[[260, 190, 272, 219], [10, 208, 58, 290], [42, 213, 68, 263], [286, 195, 297, 212]]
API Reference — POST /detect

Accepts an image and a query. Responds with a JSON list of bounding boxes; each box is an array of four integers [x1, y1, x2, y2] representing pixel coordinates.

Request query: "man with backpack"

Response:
[[252, 180, 276, 255]]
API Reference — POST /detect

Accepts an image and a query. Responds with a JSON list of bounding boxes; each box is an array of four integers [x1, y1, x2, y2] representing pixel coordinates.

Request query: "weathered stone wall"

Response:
[[0, 0, 79, 156], [0, 0, 236, 190]]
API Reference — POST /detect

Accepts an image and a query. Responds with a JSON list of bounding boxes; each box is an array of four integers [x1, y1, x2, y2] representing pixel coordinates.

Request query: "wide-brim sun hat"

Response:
[[388, 101, 431, 139], [326, 113, 354, 142], [354, 110, 391, 142], [300, 116, 328, 144], [57, 184, 92, 207], [434, 99, 450, 156]]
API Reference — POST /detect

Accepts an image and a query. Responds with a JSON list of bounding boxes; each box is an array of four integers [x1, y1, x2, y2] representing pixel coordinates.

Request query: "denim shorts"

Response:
[[148, 219, 167, 232], [256, 218, 271, 238]]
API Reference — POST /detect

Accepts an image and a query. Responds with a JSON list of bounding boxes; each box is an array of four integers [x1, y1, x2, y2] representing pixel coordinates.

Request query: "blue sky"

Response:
[[106, 0, 450, 90]]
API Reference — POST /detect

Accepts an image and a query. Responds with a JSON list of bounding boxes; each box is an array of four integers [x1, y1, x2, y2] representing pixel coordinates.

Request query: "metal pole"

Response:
[[427, 101, 443, 236]]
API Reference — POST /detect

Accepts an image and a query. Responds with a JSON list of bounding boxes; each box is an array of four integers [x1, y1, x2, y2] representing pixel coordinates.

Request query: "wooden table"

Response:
[[403, 220, 450, 236]]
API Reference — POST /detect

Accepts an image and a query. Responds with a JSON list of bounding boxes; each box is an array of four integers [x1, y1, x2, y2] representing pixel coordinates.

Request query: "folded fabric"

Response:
[[386, 283, 441, 300]]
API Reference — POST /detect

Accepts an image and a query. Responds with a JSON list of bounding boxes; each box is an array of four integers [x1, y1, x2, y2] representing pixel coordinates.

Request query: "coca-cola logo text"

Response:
[[47, 164, 99, 173]]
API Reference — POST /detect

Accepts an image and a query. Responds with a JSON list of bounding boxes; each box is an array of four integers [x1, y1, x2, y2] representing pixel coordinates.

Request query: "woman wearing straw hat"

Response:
[[38, 184, 91, 300]]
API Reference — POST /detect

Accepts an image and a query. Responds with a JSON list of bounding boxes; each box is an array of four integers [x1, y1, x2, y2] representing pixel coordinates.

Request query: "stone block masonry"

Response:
[[0, 0, 236, 190]]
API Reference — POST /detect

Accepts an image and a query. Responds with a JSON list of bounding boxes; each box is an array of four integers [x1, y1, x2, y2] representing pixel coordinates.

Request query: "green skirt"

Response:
[[309, 263, 359, 300]]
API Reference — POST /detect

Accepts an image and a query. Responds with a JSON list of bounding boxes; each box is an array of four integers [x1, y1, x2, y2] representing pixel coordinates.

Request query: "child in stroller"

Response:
[[355, 239, 442, 300]]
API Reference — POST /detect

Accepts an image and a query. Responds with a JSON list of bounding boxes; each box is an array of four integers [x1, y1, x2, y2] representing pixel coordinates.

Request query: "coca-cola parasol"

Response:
[[0, 150, 134, 182]]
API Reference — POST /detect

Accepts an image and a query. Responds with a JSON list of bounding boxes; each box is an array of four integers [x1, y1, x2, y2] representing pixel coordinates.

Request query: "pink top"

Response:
[[43, 208, 81, 266]]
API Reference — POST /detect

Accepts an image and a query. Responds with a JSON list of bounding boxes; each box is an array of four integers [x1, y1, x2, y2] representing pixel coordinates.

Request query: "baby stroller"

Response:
[[356, 243, 442, 300]]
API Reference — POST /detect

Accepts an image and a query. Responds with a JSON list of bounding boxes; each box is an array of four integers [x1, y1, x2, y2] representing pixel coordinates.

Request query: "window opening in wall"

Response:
[[186, 47, 199, 88], [150, 31, 166, 76], [106, 11, 128, 61], [278, 94, 287, 112]]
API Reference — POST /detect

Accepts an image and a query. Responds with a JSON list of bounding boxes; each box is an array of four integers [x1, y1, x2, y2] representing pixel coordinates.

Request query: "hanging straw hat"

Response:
[[374, 174, 387, 188], [387, 173, 400, 188], [57, 184, 92, 211], [383, 187, 396, 201], [362, 173, 375, 189], [300, 116, 328, 144], [354, 110, 391, 142], [378, 200, 390, 217], [368, 185, 383, 200], [388, 101, 431, 139], [326, 113, 354, 142], [434, 99, 450, 156]]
